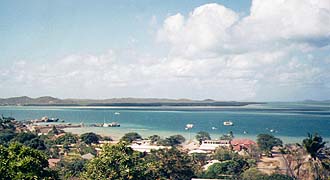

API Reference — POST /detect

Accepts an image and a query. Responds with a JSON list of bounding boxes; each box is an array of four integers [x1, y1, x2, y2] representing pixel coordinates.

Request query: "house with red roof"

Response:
[[230, 139, 256, 152]]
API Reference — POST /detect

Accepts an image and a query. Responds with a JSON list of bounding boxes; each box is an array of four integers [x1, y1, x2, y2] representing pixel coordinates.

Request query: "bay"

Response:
[[1, 102, 329, 143]]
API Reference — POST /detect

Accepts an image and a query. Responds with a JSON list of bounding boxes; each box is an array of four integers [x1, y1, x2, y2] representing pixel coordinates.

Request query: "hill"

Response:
[[0, 96, 263, 107]]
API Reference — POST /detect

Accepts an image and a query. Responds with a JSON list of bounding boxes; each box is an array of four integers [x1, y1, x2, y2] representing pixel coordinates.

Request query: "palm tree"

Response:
[[302, 133, 326, 180], [303, 133, 325, 160]]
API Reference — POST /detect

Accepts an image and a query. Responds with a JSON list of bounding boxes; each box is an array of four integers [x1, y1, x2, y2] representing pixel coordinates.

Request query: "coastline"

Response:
[[63, 126, 326, 144]]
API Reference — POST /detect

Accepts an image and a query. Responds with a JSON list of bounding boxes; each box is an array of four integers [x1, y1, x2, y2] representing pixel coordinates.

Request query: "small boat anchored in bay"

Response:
[[223, 121, 233, 126]]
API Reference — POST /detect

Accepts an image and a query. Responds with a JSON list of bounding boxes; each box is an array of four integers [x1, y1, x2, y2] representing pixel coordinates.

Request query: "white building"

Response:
[[198, 140, 231, 151], [130, 140, 170, 153]]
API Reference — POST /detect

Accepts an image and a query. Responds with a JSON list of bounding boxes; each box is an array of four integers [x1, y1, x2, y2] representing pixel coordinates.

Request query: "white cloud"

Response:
[[157, 3, 239, 57], [234, 0, 330, 44], [155, 0, 330, 100]]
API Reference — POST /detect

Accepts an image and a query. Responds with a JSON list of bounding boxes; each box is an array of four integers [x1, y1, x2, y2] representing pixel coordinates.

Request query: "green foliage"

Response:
[[77, 142, 97, 155], [82, 143, 147, 180], [57, 158, 87, 179], [120, 132, 142, 143], [26, 137, 47, 150], [212, 147, 240, 161], [148, 135, 161, 144], [257, 134, 283, 155], [195, 131, 211, 144], [204, 160, 242, 179], [145, 148, 195, 180], [12, 132, 37, 142], [80, 132, 100, 145], [203, 147, 253, 179], [158, 134, 185, 147], [0, 115, 15, 130], [48, 146, 60, 158], [241, 168, 267, 180], [302, 133, 325, 160], [241, 168, 294, 180], [0, 143, 58, 180], [55, 133, 78, 145], [11, 132, 46, 150], [0, 129, 16, 145], [267, 174, 294, 180]]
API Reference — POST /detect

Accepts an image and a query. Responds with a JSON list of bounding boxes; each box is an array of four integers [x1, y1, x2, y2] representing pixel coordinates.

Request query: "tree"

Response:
[[55, 133, 78, 145], [241, 168, 267, 180], [80, 132, 100, 145], [0, 129, 16, 145], [0, 143, 58, 180], [302, 133, 326, 180], [257, 134, 283, 156], [77, 142, 97, 155], [56, 158, 87, 179], [145, 148, 195, 180], [148, 135, 161, 144], [195, 131, 211, 144], [26, 137, 47, 150], [204, 160, 242, 179], [266, 174, 293, 180], [82, 143, 147, 180], [212, 147, 239, 161], [120, 132, 142, 143], [302, 133, 325, 160], [158, 134, 185, 147], [12, 132, 37, 143], [11, 132, 46, 150], [0, 116, 15, 130]]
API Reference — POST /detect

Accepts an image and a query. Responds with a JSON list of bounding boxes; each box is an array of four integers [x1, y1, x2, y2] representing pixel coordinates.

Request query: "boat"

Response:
[[223, 121, 233, 126], [114, 112, 120, 115], [103, 122, 120, 127], [185, 123, 194, 130]]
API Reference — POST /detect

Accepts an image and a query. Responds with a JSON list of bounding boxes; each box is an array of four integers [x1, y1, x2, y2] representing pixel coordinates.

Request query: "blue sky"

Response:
[[0, 0, 250, 64], [0, 0, 329, 101]]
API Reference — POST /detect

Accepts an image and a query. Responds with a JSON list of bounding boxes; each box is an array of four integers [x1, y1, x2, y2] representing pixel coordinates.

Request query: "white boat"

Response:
[[223, 121, 233, 126], [114, 112, 120, 115], [103, 122, 120, 127]]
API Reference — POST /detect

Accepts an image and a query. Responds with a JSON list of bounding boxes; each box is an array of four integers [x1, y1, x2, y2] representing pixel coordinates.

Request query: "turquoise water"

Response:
[[1, 102, 329, 143]]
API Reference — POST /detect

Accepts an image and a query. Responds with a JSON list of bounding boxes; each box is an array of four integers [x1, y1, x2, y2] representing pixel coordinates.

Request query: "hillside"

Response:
[[0, 96, 263, 107]]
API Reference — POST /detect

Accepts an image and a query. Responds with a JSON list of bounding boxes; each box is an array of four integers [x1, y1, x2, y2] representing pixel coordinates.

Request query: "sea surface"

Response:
[[1, 102, 329, 143]]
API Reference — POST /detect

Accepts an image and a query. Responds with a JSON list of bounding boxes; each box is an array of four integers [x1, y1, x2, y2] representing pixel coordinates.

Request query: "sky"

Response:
[[0, 0, 330, 101]]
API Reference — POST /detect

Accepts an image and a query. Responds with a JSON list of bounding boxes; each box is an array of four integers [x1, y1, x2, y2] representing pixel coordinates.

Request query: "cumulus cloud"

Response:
[[155, 0, 330, 100], [1, 0, 330, 101], [157, 3, 239, 57]]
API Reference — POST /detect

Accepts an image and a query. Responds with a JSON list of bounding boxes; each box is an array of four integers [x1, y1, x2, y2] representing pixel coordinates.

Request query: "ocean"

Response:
[[1, 102, 329, 143]]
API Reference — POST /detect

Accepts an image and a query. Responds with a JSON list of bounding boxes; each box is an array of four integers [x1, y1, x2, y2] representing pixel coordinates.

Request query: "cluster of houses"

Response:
[[47, 132, 257, 169], [129, 138, 256, 154]]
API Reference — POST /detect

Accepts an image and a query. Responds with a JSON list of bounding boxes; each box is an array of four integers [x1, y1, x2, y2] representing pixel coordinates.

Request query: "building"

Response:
[[198, 140, 231, 151], [129, 140, 170, 153], [230, 138, 256, 152]]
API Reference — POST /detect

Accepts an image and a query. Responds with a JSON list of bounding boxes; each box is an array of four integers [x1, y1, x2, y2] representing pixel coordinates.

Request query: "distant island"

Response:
[[0, 96, 264, 107]]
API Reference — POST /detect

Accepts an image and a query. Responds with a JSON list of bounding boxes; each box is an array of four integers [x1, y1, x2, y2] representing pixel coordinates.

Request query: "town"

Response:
[[1, 115, 329, 180]]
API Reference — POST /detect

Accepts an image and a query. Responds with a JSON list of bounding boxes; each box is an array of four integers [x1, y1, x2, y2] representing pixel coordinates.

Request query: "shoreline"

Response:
[[63, 126, 328, 144]]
